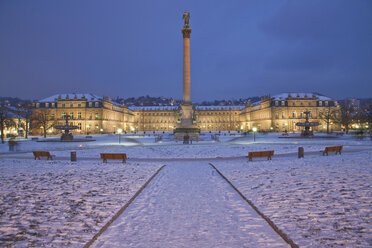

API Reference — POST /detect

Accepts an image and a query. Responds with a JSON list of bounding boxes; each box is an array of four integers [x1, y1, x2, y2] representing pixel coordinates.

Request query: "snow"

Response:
[[0, 160, 161, 247], [214, 152, 372, 247], [92, 162, 289, 248], [0, 132, 371, 247]]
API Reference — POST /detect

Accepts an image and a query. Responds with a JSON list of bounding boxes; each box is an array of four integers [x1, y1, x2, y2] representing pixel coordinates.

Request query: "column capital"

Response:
[[182, 28, 192, 38]]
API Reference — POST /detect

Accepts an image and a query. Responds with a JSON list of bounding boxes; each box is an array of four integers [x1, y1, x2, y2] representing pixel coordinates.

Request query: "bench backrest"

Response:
[[249, 150, 274, 157], [100, 153, 127, 159], [325, 146, 343, 152], [33, 151, 51, 157]]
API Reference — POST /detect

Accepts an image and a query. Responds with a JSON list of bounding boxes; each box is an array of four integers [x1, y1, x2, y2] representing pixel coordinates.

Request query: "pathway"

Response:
[[90, 162, 290, 248]]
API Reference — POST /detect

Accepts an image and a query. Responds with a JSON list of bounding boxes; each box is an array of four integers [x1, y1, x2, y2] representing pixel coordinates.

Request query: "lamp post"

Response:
[[252, 127, 257, 142], [117, 128, 122, 144]]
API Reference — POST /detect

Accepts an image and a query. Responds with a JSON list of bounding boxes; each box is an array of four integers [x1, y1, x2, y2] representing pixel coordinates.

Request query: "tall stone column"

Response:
[[182, 28, 191, 104], [174, 11, 200, 141]]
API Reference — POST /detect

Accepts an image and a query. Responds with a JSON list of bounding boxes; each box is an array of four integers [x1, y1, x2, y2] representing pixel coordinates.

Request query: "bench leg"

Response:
[[122, 159, 126, 163], [103, 159, 107, 163], [268, 156, 272, 160]]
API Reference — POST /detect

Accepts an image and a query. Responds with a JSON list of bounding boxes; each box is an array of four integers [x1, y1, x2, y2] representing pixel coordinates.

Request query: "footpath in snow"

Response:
[[91, 162, 290, 248]]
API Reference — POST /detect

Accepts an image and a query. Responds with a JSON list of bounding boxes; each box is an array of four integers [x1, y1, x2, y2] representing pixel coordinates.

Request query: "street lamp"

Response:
[[252, 127, 257, 142], [117, 128, 123, 143]]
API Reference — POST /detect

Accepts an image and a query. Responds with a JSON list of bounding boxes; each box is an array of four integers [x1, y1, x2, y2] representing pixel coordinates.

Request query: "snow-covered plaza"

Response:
[[0, 132, 371, 247]]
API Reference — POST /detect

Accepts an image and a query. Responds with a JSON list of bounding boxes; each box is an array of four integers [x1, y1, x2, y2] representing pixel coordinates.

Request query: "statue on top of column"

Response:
[[183, 11, 190, 27]]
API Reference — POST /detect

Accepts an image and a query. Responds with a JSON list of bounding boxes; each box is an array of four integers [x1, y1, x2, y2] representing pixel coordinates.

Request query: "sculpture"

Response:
[[183, 11, 190, 27]]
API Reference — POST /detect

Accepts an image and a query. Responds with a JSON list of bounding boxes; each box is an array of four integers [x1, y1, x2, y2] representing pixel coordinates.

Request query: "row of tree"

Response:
[[0, 104, 54, 144], [320, 104, 372, 134]]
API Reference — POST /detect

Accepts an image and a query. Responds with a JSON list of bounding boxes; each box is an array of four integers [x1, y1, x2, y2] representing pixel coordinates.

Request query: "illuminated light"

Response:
[[48, 129, 52, 133], [270, 127, 273, 130], [130, 126, 135, 131], [78, 145, 83, 147], [252, 127, 258, 132], [366, 125, 369, 128], [355, 125, 360, 129], [117, 128, 123, 134], [100, 128, 103, 132]]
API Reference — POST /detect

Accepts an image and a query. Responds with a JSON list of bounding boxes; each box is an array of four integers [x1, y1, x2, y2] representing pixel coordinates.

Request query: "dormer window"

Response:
[[325, 101, 328, 106], [45, 103, 49, 108], [319, 101, 323, 106], [95, 102, 99, 107], [89, 102, 92, 107], [275, 101, 279, 106], [36, 103, 40, 108]]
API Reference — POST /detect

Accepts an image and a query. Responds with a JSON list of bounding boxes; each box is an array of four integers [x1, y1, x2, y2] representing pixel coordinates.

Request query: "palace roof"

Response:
[[38, 93, 101, 102]]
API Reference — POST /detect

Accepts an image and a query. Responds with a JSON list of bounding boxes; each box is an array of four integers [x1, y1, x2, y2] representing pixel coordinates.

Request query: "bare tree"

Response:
[[0, 105, 16, 144], [319, 106, 339, 134], [338, 105, 354, 134], [360, 103, 372, 140], [18, 103, 33, 139], [34, 109, 56, 138]]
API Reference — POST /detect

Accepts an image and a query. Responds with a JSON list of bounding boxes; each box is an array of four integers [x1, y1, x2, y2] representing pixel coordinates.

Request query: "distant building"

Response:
[[345, 98, 360, 111], [32, 92, 341, 134]]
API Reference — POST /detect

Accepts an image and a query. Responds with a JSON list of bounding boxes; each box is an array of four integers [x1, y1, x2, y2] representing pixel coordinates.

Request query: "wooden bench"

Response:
[[248, 150, 274, 161], [323, 146, 343, 156], [100, 153, 127, 163], [33, 151, 54, 160]]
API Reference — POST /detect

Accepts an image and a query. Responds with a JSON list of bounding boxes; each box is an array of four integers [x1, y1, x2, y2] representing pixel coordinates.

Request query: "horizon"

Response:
[[1, 1, 371, 101]]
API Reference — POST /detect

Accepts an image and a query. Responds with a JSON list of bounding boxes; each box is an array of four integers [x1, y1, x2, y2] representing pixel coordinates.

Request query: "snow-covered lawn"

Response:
[[0, 133, 371, 247], [215, 152, 372, 248], [0, 160, 161, 247]]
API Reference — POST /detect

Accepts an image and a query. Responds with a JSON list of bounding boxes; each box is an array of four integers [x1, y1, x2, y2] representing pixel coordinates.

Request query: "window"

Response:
[[319, 101, 323, 106], [36, 103, 40, 108], [45, 114, 48, 120], [78, 123, 82, 130], [45, 103, 49, 108], [70, 104, 73, 108], [282, 112, 285, 119], [52, 103, 55, 107], [325, 101, 328, 106], [89, 113, 92, 120], [281, 101, 285, 106], [51, 114, 55, 120], [95, 113, 99, 119], [308, 102, 312, 106], [62, 112, 66, 119], [293, 102, 296, 106], [78, 112, 81, 119], [95, 102, 99, 107], [78, 104, 81, 107], [300, 102, 304, 106], [292, 111, 296, 118], [275, 101, 278, 106], [62, 104, 65, 108], [70, 112, 73, 119], [275, 112, 279, 119], [89, 102, 92, 107]]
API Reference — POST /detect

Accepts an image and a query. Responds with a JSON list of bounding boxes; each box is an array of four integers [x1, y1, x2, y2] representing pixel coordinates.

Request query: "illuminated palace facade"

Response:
[[32, 92, 341, 135]]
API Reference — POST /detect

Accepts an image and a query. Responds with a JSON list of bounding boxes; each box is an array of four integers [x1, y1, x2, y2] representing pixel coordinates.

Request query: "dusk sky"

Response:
[[0, 0, 371, 102]]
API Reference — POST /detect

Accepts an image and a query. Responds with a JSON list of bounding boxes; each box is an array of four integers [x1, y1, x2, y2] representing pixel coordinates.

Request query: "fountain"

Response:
[[296, 111, 319, 137], [54, 115, 78, 141]]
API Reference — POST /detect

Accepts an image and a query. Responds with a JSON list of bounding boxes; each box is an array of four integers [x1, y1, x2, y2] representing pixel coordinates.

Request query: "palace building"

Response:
[[32, 92, 341, 135], [31, 14, 341, 136]]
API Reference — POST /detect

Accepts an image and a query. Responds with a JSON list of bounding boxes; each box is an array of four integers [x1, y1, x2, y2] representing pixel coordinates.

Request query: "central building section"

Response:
[[174, 11, 200, 140]]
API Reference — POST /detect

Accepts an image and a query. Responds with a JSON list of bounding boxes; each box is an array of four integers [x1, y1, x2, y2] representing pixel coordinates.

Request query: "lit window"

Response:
[[70, 112, 73, 119], [51, 114, 55, 120], [78, 112, 81, 119], [292, 111, 296, 118], [89, 113, 92, 120]]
